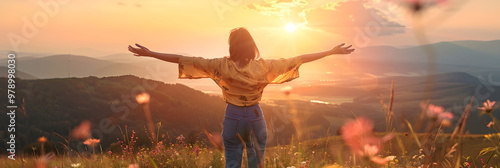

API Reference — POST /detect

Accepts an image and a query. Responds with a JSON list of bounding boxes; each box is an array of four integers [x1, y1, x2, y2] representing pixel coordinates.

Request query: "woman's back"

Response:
[[178, 56, 303, 106]]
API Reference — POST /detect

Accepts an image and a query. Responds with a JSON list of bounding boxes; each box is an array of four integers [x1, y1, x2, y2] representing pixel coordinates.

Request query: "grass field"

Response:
[[1, 132, 499, 168]]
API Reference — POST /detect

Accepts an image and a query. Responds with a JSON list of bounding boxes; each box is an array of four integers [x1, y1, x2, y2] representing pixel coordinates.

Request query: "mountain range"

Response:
[[1, 72, 499, 154]]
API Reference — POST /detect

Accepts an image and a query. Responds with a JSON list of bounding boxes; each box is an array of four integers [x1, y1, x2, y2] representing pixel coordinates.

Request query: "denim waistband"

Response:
[[227, 103, 260, 109], [226, 103, 263, 117]]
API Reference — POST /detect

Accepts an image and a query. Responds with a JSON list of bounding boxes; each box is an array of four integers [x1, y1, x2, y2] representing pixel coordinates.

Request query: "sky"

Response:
[[1, 0, 500, 58]]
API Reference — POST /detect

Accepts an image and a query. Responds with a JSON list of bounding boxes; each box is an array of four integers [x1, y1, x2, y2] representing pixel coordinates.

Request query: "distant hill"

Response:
[[1, 39, 499, 85], [347, 40, 500, 76], [0, 54, 179, 83], [0, 66, 38, 79], [290, 72, 500, 134]]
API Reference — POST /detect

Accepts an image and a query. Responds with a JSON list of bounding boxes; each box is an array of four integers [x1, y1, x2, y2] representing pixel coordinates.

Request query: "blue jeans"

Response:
[[222, 103, 267, 168]]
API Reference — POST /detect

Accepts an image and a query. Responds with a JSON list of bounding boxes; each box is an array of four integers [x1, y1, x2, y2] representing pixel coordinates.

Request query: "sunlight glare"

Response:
[[286, 22, 297, 32]]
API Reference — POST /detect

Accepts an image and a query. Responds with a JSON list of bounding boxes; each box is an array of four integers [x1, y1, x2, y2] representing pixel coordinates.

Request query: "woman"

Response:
[[128, 27, 354, 168]]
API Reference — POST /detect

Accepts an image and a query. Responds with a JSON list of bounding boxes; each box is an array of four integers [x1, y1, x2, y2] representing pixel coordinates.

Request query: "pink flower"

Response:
[[35, 153, 55, 168], [487, 121, 494, 128], [478, 99, 496, 113], [176, 134, 185, 141], [438, 112, 454, 127], [135, 93, 150, 104], [71, 120, 91, 139], [340, 117, 393, 165], [421, 103, 454, 126], [426, 104, 444, 119]]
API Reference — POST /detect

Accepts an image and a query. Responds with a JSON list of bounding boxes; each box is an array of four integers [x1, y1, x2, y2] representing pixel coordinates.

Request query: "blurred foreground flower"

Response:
[[128, 164, 139, 168], [204, 130, 223, 151], [70, 163, 81, 168], [71, 120, 91, 139], [478, 99, 496, 113], [84, 138, 101, 155], [136, 92, 150, 104], [487, 121, 494, 128], [38, 136, 47, 143], [34, 152, 55, 168], [340, 117, 394, 165], [421, 103, 453, 125], [84, 138, 100, 146]]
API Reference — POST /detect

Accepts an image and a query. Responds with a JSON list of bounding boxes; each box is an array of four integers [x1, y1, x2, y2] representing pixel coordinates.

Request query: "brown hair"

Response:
[[228, 27, 260, 67]]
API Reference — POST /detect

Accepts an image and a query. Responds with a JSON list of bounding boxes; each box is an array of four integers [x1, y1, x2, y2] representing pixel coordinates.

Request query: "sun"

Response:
[[285, 22, 297, 32]]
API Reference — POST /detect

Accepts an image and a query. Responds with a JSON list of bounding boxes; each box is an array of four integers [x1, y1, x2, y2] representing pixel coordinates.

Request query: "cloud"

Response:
[[117, 2, 126, 6], [248, 0, 405, 36], [305, 1, 405, 35], [248, 0, 309, 23]]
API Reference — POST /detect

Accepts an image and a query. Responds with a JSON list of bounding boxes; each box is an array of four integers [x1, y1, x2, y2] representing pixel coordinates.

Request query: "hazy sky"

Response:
[[1, 0, 499, 58]]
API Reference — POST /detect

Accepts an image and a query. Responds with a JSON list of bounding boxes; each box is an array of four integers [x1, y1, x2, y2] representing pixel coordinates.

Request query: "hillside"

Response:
[[0, 75, 229, 153], [0, 73, 499, 155]]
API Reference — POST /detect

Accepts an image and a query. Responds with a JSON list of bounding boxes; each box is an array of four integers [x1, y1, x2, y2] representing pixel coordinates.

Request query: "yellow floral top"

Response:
[[178, 56, 303, 106]]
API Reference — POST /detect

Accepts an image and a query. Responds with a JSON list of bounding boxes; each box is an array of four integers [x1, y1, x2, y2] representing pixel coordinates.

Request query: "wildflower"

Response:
[[438, 112, 454, 127], [487, 121, 494, 128], [84, 138, 100, 146], [463, 162, 471, 168], [478, 99, 496, 113], [70, 163, 81, 167], [301, 160, 310, 167], [35, 153, 55, 168], [128, 164, 139, 168], [281, 86, 293, 95], [176, 134, 185, 141], [38, 136, 47, 143], [484, 133, 500, 140], [71, 120, 91, 139], [421, 103, 444, 120], [371, 155, 396, 165], [340, 117, 394, 165], [135, 92, 150, 104]]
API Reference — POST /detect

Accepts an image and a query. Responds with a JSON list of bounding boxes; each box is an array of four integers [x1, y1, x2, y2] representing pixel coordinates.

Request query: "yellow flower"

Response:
[[38, 136, 47, 143]]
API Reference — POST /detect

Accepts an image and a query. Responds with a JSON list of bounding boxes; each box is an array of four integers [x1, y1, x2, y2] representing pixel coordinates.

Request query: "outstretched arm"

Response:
[[298, 43, 354, 64], [128, 43, 186, 63]]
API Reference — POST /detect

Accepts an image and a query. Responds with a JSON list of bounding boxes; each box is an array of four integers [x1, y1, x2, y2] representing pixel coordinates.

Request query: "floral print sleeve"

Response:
[[178, 57, 222, 79], [265, 57, 303, 84]]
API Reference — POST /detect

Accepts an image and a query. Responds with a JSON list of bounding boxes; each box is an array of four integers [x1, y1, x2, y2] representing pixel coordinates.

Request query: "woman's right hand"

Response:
[[128, 43, 151, 57]]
